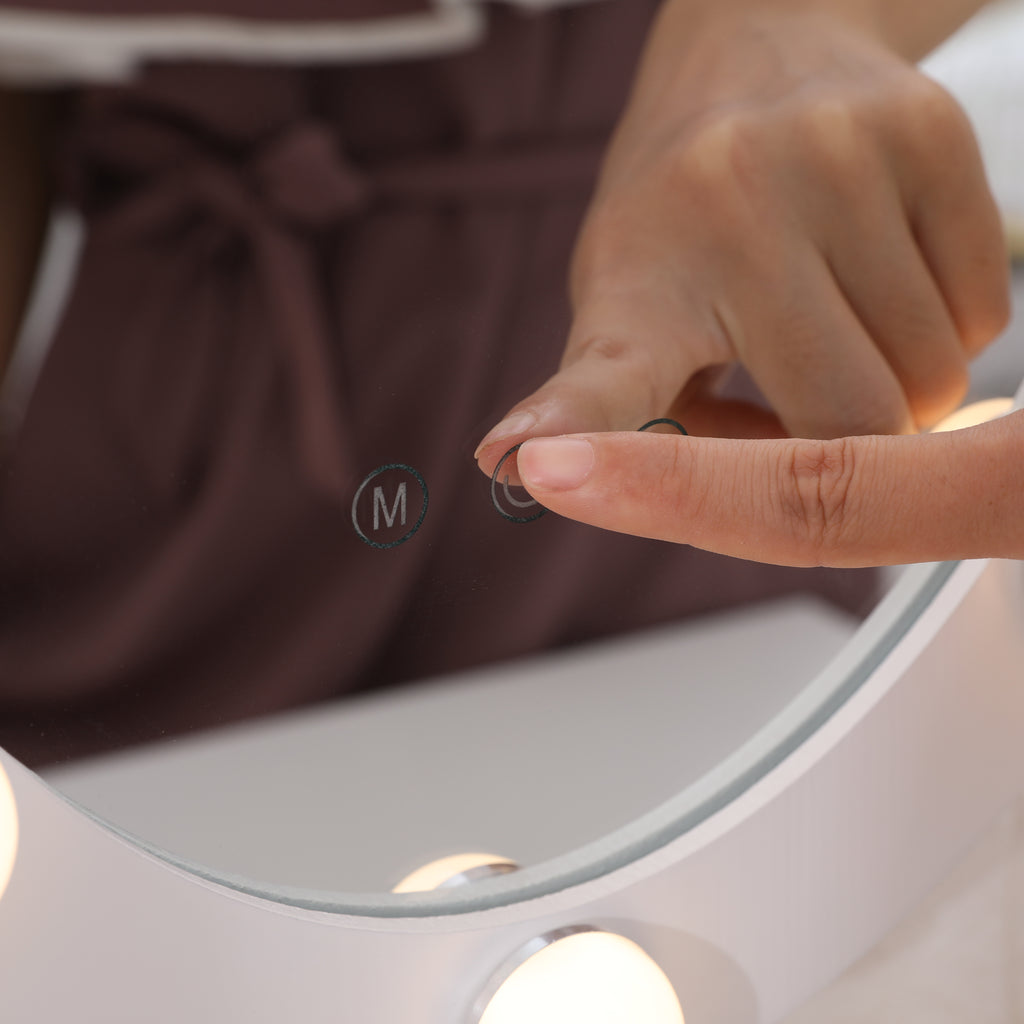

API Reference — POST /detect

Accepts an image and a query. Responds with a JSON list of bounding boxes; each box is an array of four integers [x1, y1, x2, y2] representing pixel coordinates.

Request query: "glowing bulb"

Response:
[[391, 853, 519, 893], [471, 928, 685, 1024], [931, 397, 1015, 433], [0, 762, 17, 902]]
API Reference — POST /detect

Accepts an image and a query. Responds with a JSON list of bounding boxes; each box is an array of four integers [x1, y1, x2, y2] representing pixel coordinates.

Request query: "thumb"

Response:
[[516, 412, 1024, 567], [475, 281, 720, 477]]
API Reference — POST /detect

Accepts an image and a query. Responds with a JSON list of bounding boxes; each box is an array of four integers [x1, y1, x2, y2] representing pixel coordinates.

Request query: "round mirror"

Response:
[[0, 0, 1021, 912]]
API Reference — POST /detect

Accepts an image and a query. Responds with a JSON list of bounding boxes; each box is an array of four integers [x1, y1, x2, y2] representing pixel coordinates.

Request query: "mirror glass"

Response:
[[1, 1, 1022, 904]]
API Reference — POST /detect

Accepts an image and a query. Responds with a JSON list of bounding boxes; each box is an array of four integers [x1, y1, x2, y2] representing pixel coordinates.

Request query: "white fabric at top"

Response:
[[922, 0, 1024, 243], [0, 0, 610, 84]]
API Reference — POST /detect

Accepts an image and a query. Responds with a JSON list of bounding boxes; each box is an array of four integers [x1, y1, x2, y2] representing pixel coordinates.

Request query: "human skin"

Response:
[[476, 0, 1009, 461], [0, 5, 1012, 569], [515, 419, 1024, 567], [478, 0, 1021, 567]]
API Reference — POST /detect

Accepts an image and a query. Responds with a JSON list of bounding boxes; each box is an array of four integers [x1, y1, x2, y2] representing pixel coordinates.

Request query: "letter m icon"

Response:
[[373, 483, 407, 531]]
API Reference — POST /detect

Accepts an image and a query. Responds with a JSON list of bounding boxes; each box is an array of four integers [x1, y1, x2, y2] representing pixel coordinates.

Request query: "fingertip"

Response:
[[473, 409, 538, 464], [518, 436, 596, 493]]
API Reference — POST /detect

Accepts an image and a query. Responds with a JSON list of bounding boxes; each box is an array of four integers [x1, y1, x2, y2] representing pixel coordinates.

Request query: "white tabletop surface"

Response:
[[44, 593, 859, 895]]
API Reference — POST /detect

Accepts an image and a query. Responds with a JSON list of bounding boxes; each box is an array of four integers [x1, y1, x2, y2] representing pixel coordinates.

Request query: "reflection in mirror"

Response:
[[0, 0, 1021, 901]]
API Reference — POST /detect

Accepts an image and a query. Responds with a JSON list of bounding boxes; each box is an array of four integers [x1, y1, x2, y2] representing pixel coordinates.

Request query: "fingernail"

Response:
[[474, 411, 538, 459], [518, 437, 595, 491]]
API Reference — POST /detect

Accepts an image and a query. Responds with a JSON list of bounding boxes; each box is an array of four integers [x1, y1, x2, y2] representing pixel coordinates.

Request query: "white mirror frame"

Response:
[[2, 545, 1023, 1023]]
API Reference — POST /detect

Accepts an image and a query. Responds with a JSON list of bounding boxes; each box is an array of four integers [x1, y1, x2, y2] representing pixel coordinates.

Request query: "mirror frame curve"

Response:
[[3, 547, 1024, 1022]]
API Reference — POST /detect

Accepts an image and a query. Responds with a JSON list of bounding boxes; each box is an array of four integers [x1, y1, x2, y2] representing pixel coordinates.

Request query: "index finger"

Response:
[[516, 413, 1024, 567]]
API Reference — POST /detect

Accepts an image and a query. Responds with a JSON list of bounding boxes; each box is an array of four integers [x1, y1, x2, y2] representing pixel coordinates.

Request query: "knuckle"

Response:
[[800, 94, 861, 159], [564, 334, 662, 416], [668, 109, 764, 192], [795, 92, 879, 193], [899, 74, 971, 146], [778, 437, 860, 561], [906, 74, 962, 125]]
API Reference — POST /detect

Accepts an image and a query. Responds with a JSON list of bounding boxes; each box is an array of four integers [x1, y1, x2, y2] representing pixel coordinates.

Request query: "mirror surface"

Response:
[[1, 0, 1022, 902]]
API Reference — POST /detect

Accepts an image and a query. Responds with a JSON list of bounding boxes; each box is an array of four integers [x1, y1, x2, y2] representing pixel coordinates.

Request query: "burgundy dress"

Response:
[[0, 0, 874, 766]]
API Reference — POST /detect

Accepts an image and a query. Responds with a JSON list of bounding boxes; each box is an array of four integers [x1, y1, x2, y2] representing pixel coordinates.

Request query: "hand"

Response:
[[476, 3, 1009, 475], [514, 411, 1024, 567]]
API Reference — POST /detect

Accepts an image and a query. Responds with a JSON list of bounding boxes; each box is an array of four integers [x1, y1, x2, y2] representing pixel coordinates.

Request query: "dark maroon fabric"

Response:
[[0, 2, 876, 766]]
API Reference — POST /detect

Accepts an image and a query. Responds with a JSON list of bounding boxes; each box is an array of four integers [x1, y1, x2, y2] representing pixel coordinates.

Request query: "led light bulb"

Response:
[[471, 927, 685, 1024], [0, 763, 17, 902], [931, 397, 1015, 432], [391, 853, 519, 893]]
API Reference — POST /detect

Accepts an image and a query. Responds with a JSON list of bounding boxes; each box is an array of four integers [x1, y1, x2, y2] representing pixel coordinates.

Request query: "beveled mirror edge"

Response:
[[171, 557, 972, 916]]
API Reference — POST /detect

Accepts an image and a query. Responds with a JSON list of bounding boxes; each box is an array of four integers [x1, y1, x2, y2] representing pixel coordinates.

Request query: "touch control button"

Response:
[[352, 463, 428, 549], [637, 418, 688, 435], [490, 421, 687, 524], [490, 443, 547, 524]]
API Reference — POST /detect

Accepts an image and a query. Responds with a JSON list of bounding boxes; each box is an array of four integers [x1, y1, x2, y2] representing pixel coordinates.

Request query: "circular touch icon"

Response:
[[351, 463, 429, 549], [491, 443, 547, 524], [637, 418, 688, 435], [491, 420, 688, 524]]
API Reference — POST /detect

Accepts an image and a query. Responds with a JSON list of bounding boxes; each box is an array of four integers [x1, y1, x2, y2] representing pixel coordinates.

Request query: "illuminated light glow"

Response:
[[0, 763, 17, 902], [391, 853, 519, 893], [931, 397, 1015, 433], [472, 928, 685, 1024]]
